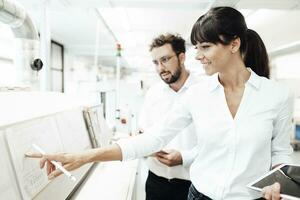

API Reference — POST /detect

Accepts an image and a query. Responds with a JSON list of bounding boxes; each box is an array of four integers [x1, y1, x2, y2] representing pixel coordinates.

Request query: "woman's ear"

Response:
[[231, 37, 241, 54]]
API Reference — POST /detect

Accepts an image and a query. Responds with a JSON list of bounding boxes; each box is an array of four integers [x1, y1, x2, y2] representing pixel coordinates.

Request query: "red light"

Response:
[[117, 43, 121, 50]]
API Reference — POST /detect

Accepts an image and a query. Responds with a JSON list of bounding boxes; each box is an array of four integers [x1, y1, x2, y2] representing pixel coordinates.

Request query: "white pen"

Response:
[[32, 144, 76, 182]]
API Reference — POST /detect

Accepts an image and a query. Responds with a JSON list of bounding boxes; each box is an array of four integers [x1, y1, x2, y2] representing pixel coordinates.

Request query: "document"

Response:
[[5, 117, 64, 200]]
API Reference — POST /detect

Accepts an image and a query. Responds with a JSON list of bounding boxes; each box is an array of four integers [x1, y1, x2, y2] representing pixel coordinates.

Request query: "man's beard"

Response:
[[160, 65, 182, 84]]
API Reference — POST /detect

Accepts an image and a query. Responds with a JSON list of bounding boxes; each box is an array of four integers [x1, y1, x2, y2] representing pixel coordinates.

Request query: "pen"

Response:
[[32, 144, 76, 182]]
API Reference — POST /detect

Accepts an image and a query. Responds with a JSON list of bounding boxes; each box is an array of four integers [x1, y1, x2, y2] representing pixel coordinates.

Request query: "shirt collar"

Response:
[[162, 72, 197, 92], [208, 73, 221, 92], [208, 67, 262, 92], [245, 68, 262, 90]]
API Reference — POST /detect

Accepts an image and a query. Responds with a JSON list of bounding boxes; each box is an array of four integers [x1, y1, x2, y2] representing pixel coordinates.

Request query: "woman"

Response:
[[29, 7, 293, 200]]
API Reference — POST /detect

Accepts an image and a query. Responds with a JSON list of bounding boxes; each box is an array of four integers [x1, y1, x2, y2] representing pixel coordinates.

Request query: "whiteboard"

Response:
[[0, 130, 21, 200], [55, 108, 92, 152], [83, 105, 113, 148], [5, 117, 64, 200], [3, 108, 94, 200]]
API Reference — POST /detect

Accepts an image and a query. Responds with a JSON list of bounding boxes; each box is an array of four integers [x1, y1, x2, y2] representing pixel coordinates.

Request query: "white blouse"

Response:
[[117, 69, 293, 199]]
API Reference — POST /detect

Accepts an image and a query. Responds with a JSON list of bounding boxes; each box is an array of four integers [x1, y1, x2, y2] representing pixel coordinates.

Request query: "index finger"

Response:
[[25, 153, 43, 158]]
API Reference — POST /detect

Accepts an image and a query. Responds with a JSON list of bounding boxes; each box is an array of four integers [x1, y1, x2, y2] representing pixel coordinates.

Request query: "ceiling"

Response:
[[14, 0, 300, 72]]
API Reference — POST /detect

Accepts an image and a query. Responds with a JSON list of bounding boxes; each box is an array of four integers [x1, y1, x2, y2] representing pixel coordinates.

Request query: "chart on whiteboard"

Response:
[[5, 117, 64, 200]]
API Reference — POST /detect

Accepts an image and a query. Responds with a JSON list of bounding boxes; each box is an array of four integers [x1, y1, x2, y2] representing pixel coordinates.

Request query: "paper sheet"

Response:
[[84, 105, 113, 147], [5, 117, 64, 200]]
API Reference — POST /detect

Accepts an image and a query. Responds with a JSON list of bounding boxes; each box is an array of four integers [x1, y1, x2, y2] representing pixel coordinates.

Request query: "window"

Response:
[[50, 41, 64, 92]]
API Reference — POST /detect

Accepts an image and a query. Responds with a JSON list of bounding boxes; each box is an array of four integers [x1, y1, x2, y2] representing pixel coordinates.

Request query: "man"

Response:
[[138, 33, 200, 200]]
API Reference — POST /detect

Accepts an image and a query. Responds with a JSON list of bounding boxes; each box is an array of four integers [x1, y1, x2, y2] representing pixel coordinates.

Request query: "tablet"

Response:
[[247, 164, 300, 200]]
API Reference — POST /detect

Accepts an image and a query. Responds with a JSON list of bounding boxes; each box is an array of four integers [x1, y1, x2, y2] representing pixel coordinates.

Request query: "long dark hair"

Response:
[[190, 6, 269, 78]]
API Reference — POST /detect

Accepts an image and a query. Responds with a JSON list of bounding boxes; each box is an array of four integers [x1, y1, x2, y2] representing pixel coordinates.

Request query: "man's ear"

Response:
[[178, 52, 186, 65]]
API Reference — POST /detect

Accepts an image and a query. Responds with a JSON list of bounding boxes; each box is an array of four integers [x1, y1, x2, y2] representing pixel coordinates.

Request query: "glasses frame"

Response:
[[152, 54, 177, 66]]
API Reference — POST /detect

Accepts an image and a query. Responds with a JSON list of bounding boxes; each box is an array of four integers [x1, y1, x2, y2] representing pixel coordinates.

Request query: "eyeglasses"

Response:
[[152, 54, 177, 66]]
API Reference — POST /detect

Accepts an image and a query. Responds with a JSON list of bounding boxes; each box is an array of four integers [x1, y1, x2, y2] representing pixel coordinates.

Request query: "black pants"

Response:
[[187, 184, 212, 200], [187, 184, 265, 200], [145, 171, 191, 200]]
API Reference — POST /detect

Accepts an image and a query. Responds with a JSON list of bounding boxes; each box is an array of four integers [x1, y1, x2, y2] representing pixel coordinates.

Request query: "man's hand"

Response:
[[262, 182, 283, 200], [25, 151, 88, 180], [154, 149, 183, 167]]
